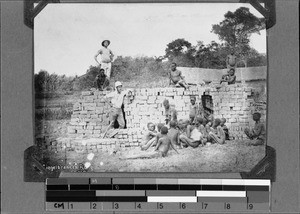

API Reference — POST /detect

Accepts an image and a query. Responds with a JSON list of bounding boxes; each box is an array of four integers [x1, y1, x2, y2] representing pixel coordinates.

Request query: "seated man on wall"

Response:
[[94, 68, 109, 91], [220, 68, 236, 85], [168, 62, 189, 89]]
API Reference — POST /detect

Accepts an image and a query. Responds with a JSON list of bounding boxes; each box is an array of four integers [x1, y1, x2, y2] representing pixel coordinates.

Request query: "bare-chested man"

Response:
[[140, 122, 157, 151], [169, 62, 189, 89], [179, 117, 204, 148], [163, 99, 177, 125], [208, 118, 226, 144], [121, 126, 179, 159], [244, 112, 266, 146], [226, 49, 237, 69], [167, 120, 181, 149]]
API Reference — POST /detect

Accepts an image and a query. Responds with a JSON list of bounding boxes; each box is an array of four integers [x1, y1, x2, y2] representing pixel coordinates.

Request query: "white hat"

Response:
[[115, 81, 122, 88]]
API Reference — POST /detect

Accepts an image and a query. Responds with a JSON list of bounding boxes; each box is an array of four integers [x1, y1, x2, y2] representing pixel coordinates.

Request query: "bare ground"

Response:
[[42, 135, 265, 173], [74, 141, 265, 173]]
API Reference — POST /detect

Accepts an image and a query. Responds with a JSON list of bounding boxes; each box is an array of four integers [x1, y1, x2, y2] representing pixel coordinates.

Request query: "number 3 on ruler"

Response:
[[114, 202, 119, 209]]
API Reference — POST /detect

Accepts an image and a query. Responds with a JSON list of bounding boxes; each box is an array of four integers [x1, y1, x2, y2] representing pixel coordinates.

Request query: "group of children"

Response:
[[169, 51, 238, 89], [122, 96, 265, 160]]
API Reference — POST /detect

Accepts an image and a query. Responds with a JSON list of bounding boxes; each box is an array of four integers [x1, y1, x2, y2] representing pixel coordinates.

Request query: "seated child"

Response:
[[189, 96, 199, 125], [179, 117, 204, 148], [244, 112, 266, 146], [163, 99, 177, 126], [167, 120, 181, 149], [205, 114, 214, 134], [220, 68, 236, 85], [208, 118, 226, 144], [152, 123, 165, 147], [196, 116, 208, 144], [169, 62, 189, 89], [121, 126, 178, 159], [95, 68, 109, 90], [220, 118, 230, 140], [140, 122, 157, 151]]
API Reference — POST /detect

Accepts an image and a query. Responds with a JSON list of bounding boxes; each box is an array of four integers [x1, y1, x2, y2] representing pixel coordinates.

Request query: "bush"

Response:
[[35, 107, 72, 120]]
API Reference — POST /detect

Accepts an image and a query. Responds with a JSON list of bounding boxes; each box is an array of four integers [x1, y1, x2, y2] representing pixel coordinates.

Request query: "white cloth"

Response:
[[105, 89, 130, 108], [99, 47, 113, 63], [101, 62, 112, 79], [190, 128, 202, 141]]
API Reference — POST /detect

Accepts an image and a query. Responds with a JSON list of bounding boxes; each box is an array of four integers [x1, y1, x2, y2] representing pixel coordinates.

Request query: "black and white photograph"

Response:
[[30, 2, 268, 177]]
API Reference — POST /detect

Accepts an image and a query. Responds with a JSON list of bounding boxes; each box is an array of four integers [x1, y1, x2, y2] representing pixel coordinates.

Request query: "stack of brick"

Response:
[[207, 83, 266, 140], [124, 87, 205, 129], [67, 90, 111, 138], [45, 137, 140, 153], [65, 83, 266, 151]]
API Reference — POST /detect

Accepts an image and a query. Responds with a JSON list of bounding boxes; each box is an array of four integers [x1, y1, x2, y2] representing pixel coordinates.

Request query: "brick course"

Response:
[[57, 83, 266, 152]]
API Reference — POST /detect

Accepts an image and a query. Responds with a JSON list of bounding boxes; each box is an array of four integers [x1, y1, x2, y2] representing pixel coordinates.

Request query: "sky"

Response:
[[34, 3, 267, 76]]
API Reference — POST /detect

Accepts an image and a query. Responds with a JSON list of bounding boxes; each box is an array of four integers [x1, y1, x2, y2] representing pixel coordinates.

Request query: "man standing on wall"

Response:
[[104, 81, 131, 130], [163, 99, 177, 126], [94, 39, 114, 79], [226, 48, 237, 69]]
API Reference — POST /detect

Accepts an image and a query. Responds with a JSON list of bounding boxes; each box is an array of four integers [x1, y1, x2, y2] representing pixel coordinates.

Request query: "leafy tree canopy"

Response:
[[211, 7, 265, 49]]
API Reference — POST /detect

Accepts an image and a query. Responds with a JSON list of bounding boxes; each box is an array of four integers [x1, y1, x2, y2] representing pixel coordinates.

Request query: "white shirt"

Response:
[[105, 89, 130, 108], [190, 128, 202, 141], [99, 47, 113, 63]]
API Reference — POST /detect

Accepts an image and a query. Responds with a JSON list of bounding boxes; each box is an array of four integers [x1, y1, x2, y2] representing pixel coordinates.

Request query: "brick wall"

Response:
[[60, 82, 266, 152]]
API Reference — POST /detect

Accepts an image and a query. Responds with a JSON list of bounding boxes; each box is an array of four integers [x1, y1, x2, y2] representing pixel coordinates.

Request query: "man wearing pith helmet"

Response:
[[94, 39, 114, 79], [104, 81, 131, 129]]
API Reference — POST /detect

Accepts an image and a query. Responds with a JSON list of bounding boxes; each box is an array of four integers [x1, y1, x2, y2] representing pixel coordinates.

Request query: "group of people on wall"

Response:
[[92, 40, 265, 159]]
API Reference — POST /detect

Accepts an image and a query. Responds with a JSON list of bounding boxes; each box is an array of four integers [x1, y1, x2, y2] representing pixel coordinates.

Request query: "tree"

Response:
[[238, 48, 267, 67], [165, 38, 192, 59], [194, 41, 227, 69], [165, 39, 196, 66], [34, 70, 51, 93], [211, 7, 265, 66]]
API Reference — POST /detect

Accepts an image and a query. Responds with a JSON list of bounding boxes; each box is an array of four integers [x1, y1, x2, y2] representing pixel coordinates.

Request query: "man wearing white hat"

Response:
[[94, 39, 114, 79], [104, 81, 131, 129]]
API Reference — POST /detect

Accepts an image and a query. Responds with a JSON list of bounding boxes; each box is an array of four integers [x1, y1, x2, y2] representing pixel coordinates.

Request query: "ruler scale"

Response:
[[45, 178, 270, 212]]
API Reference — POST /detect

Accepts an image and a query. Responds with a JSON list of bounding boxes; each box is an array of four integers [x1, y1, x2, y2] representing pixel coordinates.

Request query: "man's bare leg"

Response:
[[141, 138, 156, 151], [209, 132, 224, 144], [179, 135, 201, 148]]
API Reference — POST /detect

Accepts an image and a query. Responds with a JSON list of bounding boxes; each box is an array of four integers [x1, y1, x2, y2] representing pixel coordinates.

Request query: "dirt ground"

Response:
[[44, 139, 265, 173], [33, 82, 267, 173]]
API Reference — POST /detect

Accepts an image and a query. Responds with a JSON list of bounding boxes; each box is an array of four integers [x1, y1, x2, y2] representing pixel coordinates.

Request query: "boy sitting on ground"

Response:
[[95, 68, 109, 91], [220, 68, 236, 85], [205, 114, 214, 134], [168, 120, 182, 149], [220, 118, 230, 140], [244, 112, 266, 146], [140, 122, 157, 151], [179, 117, 204, 148], [169, 62, 189, 89], [163, 99, 177, 126], [189, 96, 199, 125], [197, 116, 208, 144], [208, 118, 226, 144], [141, 123, 165, 151], [121, 126, 178, 159]]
